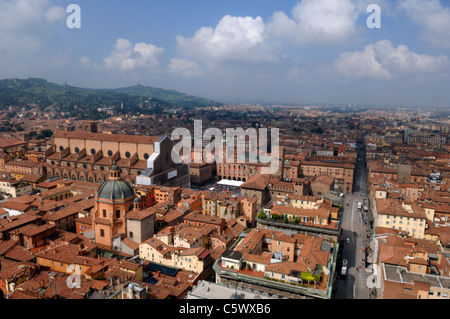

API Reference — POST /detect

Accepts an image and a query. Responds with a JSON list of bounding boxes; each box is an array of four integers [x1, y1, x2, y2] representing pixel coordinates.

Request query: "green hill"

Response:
[[0, 78, 224, 119], [101, 84, 223, 108]]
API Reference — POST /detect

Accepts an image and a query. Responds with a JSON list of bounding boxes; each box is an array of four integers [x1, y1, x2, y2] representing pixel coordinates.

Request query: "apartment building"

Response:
[[376, 230, 450, 299], [213, 228, 337, 299], [4, 160, 39, 176], [183, 212, 226, 233], [269, 205, 331, 227], [0, 179, 32, 198], [200, 192, 258, 225], [35, 244, 106, 280], [374, 198, 428, 239], [9, 223, 56, 249], [139, 237, 212, 277], [300, 160, 355, 194]]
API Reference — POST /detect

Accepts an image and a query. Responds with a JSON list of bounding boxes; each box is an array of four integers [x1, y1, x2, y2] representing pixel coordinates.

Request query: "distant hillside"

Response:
[[0, 78, 174, 119], [0, 78, 223, 119], [102, 84, 223, 108]]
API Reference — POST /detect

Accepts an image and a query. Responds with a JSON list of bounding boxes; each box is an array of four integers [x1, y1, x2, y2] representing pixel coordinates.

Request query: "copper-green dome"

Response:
[[97, 179, 135, 200]]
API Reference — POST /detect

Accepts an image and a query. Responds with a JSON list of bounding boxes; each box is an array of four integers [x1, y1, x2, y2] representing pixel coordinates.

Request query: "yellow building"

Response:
[[139, 237, 211, 275], [375, 198, 427, 239], [290, 195, 320, 209]]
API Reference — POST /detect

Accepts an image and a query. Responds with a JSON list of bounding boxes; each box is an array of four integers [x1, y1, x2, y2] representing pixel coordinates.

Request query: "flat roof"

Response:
[[187, 280, 271, 299]]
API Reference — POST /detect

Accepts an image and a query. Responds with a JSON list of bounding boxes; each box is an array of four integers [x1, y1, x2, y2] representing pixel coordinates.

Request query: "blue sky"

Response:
[[1, 0, 449, 108]]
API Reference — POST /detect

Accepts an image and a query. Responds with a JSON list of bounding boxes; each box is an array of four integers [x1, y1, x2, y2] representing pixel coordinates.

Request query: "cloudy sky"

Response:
[[1, 0, 449, 108]]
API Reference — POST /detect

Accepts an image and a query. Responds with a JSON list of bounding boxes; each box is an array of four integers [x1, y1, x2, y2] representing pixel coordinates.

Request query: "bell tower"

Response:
[[82, 121, 98, 133]]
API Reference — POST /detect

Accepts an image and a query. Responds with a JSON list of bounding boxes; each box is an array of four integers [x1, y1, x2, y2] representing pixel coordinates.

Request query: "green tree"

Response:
[[37, 129, 53, 139], [257, 212, 266, 219]]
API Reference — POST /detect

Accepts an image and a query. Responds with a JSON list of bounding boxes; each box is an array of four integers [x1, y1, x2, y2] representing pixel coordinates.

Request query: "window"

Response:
[[91, 148, 96, 155], [129, 231, 133, 238], [116, 210, 121, 218], [103, 209, 106, 218], [100, 229, 105, 237]]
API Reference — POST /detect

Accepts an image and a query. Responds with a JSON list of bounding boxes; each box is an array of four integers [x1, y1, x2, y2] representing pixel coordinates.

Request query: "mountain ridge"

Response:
[[0, 78, 223, 114]]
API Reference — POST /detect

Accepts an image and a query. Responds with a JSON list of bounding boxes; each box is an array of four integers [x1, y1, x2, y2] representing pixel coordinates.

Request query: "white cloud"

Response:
[[335, 43, 391, 79], [0, 0, 64, 31], [168, 57, 203, 77], [103, 38, 164, 71], [398, 0, 450, 48], [45, 5, 66, 23], [267, 0, 359, 44], [335, 39, 449, 79], [0, 0, 66, 75], [176, 15, 278, 67], [80, 56, 92, 69]]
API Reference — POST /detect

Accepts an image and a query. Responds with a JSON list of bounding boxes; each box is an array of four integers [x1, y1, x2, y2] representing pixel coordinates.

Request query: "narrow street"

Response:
[[333, 142, 376, 299]]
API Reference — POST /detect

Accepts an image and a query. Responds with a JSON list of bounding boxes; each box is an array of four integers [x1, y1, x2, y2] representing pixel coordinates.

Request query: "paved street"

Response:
[[333, 142, 377, 299]]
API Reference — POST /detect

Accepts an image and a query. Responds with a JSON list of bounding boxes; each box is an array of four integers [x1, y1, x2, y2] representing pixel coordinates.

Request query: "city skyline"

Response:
[[0, 0, 450, 108]]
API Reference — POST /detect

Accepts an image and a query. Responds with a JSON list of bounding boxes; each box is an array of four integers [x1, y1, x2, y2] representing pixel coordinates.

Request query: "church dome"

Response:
[[97, 164, 135, 200], [97, 179, 135, 200]]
